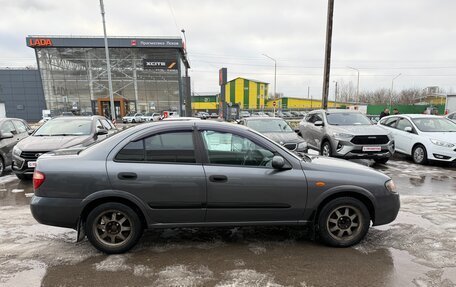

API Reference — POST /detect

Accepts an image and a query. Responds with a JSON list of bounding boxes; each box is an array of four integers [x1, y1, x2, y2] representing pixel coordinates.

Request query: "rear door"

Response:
[[107, 128, 206, 223], [199, 128, 308, 223]]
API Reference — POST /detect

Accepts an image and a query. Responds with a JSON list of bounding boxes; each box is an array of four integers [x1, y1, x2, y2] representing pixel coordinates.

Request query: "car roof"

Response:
[[382, 114, 444, 119], [244, 116, 282, 121]]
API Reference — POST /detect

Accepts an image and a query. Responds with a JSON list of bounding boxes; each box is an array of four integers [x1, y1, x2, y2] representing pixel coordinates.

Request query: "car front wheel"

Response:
[[85, 202, 143, 254], [320, 141, 332, 157], [317, 197, 370, 247], [412, 144, 428, 164]]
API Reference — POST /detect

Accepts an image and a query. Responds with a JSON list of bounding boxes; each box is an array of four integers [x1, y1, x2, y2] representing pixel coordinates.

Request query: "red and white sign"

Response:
[[362, 146, 381, 152], [163, 111, 169, 118], [131, 40, 137, 46]]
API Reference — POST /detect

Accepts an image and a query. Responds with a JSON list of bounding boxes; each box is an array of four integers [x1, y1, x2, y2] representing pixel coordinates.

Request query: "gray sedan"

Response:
[[31, 121, 399, 253]]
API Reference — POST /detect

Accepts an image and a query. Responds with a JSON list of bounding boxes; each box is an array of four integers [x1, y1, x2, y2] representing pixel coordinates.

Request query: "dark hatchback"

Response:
[[31, 121, 399, 254], [13, 116, 117, 179], [239, 117, 308, 153], [0, 118, 33, 175]]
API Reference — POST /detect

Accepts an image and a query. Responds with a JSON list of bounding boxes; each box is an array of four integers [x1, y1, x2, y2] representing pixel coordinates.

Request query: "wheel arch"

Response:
[[312, 191, 376, 226], [79, 193, 148, 231]]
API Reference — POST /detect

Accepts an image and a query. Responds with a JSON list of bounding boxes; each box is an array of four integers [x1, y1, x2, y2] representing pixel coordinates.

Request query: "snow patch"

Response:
[[154, 264, 213, 287]]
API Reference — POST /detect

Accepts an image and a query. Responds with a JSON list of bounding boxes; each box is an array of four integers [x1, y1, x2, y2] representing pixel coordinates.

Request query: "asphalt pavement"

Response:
[[0, 155, 455, 287]]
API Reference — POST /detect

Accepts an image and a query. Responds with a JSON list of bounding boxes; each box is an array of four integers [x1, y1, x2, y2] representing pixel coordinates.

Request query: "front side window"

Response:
[[201, 130, 274, 167], [396, 119, 413, 131], [116, 131, 196, 163]]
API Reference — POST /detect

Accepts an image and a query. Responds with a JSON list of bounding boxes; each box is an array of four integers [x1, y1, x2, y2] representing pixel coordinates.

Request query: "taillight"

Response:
[[33, 171, 45, 190]]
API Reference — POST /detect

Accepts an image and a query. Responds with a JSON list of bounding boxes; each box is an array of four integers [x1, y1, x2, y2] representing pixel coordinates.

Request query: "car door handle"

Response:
[[209, 175, 228, 183], [118, 172, 137, 180]]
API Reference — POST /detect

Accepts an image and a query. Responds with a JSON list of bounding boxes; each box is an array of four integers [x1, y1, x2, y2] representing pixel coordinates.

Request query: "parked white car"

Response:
[[122, 112, 143, 123], [378, 114, 456, 164], [446, 111, 456, 123], [141, 112, 160, 122]]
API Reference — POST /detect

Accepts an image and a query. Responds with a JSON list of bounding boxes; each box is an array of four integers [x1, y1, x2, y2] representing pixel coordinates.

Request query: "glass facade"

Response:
[[35, 46, 184, 118]]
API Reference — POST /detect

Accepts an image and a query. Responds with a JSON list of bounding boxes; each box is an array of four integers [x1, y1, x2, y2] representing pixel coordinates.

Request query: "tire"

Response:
[[412, 144, 427, 165], [0, 156, 4, 176], [374, 158, 389, 164], [320, 141, 332, 157], [85, 202, 143, 254], [317, 197, 370, 247], [132, 119, 136, 123]]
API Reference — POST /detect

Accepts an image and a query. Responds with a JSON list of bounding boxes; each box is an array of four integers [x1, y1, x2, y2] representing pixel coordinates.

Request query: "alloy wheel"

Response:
[[93, 210, 133, 246], [413, 146, 425, 163], [326, 205, 363, 241]]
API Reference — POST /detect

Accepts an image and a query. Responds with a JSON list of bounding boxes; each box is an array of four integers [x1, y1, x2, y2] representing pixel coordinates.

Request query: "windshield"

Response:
[[246, 119, 293, 133], [326, 112, 372, 125], [34, 119, 92, 136], [412, 117, 456, 132]]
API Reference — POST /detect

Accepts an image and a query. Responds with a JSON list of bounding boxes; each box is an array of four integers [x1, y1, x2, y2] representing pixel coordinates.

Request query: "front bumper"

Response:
[[12, 154, 35, 175], [373, 192, 400, 226], [330, 138, 394, 159], [427, 145, 456, 162], [30, 195, 82, 229]]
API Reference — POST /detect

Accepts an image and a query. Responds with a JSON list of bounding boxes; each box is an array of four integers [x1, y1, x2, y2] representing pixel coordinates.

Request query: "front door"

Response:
[[199, 129, 308, 223], [107, 130, 206, 223]]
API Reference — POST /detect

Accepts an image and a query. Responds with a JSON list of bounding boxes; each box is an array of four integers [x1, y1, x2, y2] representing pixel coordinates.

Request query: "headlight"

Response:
[[297, 142, 307, 150], [430, 139, 454, 148], [13, 146, 22, 157], [385, 179, 397, 194], [332, 132, 354, 140]]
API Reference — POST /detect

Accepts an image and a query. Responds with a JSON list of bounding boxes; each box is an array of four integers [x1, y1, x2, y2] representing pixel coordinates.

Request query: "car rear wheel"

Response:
[[317, 197, 370, 247], [320, 141, 332, 157], [86, 202, 143, 254], [412, 144, 428, 164]]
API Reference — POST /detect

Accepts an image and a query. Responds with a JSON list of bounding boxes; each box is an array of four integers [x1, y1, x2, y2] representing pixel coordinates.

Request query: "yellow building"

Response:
[[265, 97, 343, 109], [191, 94, 218, 112], [224, 77, 269, 109]]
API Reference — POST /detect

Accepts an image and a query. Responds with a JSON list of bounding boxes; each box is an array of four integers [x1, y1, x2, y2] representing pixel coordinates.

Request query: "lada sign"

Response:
[[28, 38, 53, 47]]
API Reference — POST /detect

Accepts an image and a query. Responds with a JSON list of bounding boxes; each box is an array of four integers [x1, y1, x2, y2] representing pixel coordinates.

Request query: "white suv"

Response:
[[378, 114, 456, 164]]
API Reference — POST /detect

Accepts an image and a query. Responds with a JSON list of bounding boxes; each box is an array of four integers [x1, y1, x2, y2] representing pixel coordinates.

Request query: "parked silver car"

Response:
[[31, 121, 399, 253], [299, 109, 394, 164]]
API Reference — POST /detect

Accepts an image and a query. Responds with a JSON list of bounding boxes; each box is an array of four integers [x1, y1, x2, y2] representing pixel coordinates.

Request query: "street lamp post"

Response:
[[333, 81, 338, 107], [347, 66, 360, 103], [390, 73, 402, 108], [99, 0, 116, 121], [262, 54, 277, 99]]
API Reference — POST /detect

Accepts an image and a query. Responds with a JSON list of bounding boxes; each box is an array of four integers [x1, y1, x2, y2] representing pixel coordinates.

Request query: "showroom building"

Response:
[[26, 36, 190, 118]]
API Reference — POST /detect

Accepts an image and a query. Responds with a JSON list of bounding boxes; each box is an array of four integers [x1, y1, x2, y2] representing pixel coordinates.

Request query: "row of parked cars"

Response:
[[239, 110, 307, 119], [297, 109, 456, 165], [122, 111, 180, 123], [0, 116, 117, 178]]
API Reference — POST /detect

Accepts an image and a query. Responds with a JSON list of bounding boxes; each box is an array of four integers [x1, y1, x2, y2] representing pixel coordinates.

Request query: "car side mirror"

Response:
[[28, 129, 34, 135], [272, 155, 291, 170], [96, 128, 108, 135], [314, 120, 324, 127], [0, 132, 14, 139], [404, 127, 413, 133]]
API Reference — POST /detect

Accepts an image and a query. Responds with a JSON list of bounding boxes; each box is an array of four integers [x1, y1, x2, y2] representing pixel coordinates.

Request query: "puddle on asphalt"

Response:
[[0, 175, 33, 207], [39, 226, 450, 287]]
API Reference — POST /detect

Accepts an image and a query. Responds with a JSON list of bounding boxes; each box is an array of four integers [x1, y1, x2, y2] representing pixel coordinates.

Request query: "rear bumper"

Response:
[[30, 195, 82, 229]]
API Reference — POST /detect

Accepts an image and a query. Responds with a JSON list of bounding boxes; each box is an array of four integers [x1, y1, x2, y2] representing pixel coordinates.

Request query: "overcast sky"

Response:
[[1, 0, 455, 99]]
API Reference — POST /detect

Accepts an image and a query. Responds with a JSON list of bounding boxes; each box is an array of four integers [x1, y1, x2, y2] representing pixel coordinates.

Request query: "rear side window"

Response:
[[115, 132, 196, 163], [380, 117, 399, 127]]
